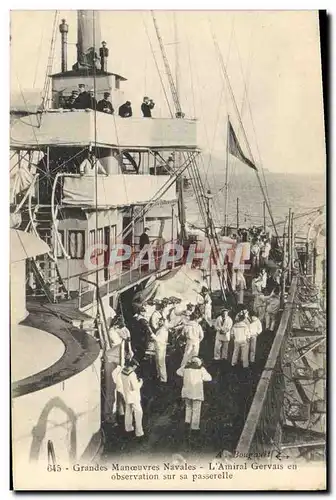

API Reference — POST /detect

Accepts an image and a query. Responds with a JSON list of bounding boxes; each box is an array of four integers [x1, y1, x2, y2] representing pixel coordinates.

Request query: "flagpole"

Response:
[[224, 115, 230, 236], [212, 30, 279, 238]]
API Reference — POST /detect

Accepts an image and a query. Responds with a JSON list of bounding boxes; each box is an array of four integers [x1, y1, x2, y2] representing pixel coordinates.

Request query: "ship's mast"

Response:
[[151, 12, 227, 298]]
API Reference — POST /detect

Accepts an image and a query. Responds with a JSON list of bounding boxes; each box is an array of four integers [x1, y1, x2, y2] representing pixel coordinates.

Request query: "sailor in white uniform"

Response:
[[248, 314, 262, 363], [176, 357, 212, 430], [231, 314, 251, 368], [198, 287, 212, 324], [265, 291, 281, 331], [150, 301, 165, 332], [213, 308, 233, 360], [79, 154, 107, 176], [180, 313, 204, 368], [153, 317, 169, 383], [121, 360, 144, 437]]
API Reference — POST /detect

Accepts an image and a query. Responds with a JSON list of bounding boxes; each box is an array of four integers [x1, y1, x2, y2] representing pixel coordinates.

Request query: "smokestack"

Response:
[[77, 10, 101, 68], [59, 19, 69, 73]]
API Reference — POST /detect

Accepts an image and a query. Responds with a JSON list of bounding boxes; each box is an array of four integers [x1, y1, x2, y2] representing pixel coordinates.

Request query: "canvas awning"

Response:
[[133, 265, 207, 308], [10, 229, 50, 263], [62, 174, 176, 207]]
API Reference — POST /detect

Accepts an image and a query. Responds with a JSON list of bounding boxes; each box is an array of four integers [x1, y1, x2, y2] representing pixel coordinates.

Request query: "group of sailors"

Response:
[[250, 237, 272, 270], [251, 268, 282, 332], [101, 224, 285, 438], [228, 225, 272, 271], [64, 85, 155, 118], [105, 262, 282, 437]]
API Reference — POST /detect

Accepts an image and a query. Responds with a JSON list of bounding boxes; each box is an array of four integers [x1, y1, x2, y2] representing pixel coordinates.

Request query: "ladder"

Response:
[[186, 153, 227, 298], [29, 258, 54, 303], [31, 204, 69, 302], [151, 12, 182, 116], [121, 151, 140, 173]]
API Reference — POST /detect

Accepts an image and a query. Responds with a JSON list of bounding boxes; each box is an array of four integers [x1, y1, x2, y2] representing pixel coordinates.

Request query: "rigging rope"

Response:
[[33, 23, 46, 89], [151, 11, 181, 115], [232, 14, 274, 215], [209, 21, 279, 238], [41, 11, 59, 113], [142, 13, 173, 118], [150, 12, 227, 296]]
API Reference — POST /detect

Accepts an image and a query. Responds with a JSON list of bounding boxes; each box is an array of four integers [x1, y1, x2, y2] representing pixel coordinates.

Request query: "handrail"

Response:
[[97, 292, 112, 350], [79, 276, 110, 351], [28, 178, 40, 241], [51, 172, 70, 259], [13, 173, 38, 214], [235, 276, 298, 455], [80, 243, 179, 283]]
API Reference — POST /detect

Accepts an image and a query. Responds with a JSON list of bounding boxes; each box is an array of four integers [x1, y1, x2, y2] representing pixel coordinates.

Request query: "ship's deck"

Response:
[[102, 322, 276, 460], [12, 301, 100, 398]]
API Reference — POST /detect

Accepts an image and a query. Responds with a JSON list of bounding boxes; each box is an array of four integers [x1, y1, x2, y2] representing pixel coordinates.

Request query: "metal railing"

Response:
[[235, 276, 298, 455], [78, 244, 182, 311]]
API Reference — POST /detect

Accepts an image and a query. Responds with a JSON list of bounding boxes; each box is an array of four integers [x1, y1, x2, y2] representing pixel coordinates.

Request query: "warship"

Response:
[[10, 10, 326, 476]]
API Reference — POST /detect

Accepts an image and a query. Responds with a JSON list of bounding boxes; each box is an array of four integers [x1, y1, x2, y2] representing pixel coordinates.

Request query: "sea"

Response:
[[184, 157, 325, 236]]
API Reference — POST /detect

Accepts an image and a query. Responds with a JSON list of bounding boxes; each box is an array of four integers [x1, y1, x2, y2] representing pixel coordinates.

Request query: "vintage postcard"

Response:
[[10, 9, 326, 490]]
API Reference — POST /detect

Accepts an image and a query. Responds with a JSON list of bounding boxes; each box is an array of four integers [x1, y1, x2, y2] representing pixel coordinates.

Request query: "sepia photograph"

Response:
[[9, 9, 326, 490]]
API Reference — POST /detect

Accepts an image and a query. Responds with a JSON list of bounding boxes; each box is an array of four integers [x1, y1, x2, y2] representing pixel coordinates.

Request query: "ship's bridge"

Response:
[[10, 109, 198, 151]]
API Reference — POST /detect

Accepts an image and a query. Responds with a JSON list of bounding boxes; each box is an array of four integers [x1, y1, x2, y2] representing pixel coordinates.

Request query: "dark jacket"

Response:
[[66, 97, 77, 109], [132, 315, 153, 363], [139, 232, 150, 250], [74, 92, 91, 109], [141, 101, 155, 117], [99, 47, 109, 58], [88, 96, 97, 110], [119, 103, 132, 117], [97, 99, 114, 114]]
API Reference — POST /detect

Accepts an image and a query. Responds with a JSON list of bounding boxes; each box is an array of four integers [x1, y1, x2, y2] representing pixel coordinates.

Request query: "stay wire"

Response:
[[209, 20, 279, 238], [142, 13, 174, 118]]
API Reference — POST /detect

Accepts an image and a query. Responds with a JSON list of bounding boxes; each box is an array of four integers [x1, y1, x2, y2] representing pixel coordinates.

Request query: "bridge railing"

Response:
[[235, 276, 298, 456]]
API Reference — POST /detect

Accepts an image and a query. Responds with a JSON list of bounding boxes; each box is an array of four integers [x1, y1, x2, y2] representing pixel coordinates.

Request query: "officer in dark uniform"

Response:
[[97, 92, 114, 114], [141, 96, 155, 117], [66, 90, 79, 109], [118, 101, 132, 118], [74, 84, 91, 109], [99, 41, 109, 72]]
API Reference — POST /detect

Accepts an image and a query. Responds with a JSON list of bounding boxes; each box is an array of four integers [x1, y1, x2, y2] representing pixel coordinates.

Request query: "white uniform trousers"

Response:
[[255, 304, 266, 322], [154, 342, 167, 382], [265, 313, 276, 331], [236, 288, 244, 304], [124, 401, 144, 437], [249, 336, 257, 363], [214, 334, 229, 360], [184, 399, 202, 430], [231, 341, 249, 368], [181, 341, 200, 368]]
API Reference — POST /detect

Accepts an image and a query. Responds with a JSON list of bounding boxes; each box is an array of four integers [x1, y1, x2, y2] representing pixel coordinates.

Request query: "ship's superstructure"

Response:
[[10, 10, 199, 314], [10, 11, 201, 468], [10, 10, 326, 482]]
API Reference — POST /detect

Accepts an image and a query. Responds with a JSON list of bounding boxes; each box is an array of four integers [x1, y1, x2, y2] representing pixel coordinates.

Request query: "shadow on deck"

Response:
[[13, 300, 100, 398], [102, 325, 276, 460]]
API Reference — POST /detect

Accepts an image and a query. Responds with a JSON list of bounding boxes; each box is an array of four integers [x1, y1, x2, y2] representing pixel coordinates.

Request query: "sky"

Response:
[[10, 10, 326, 175]]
